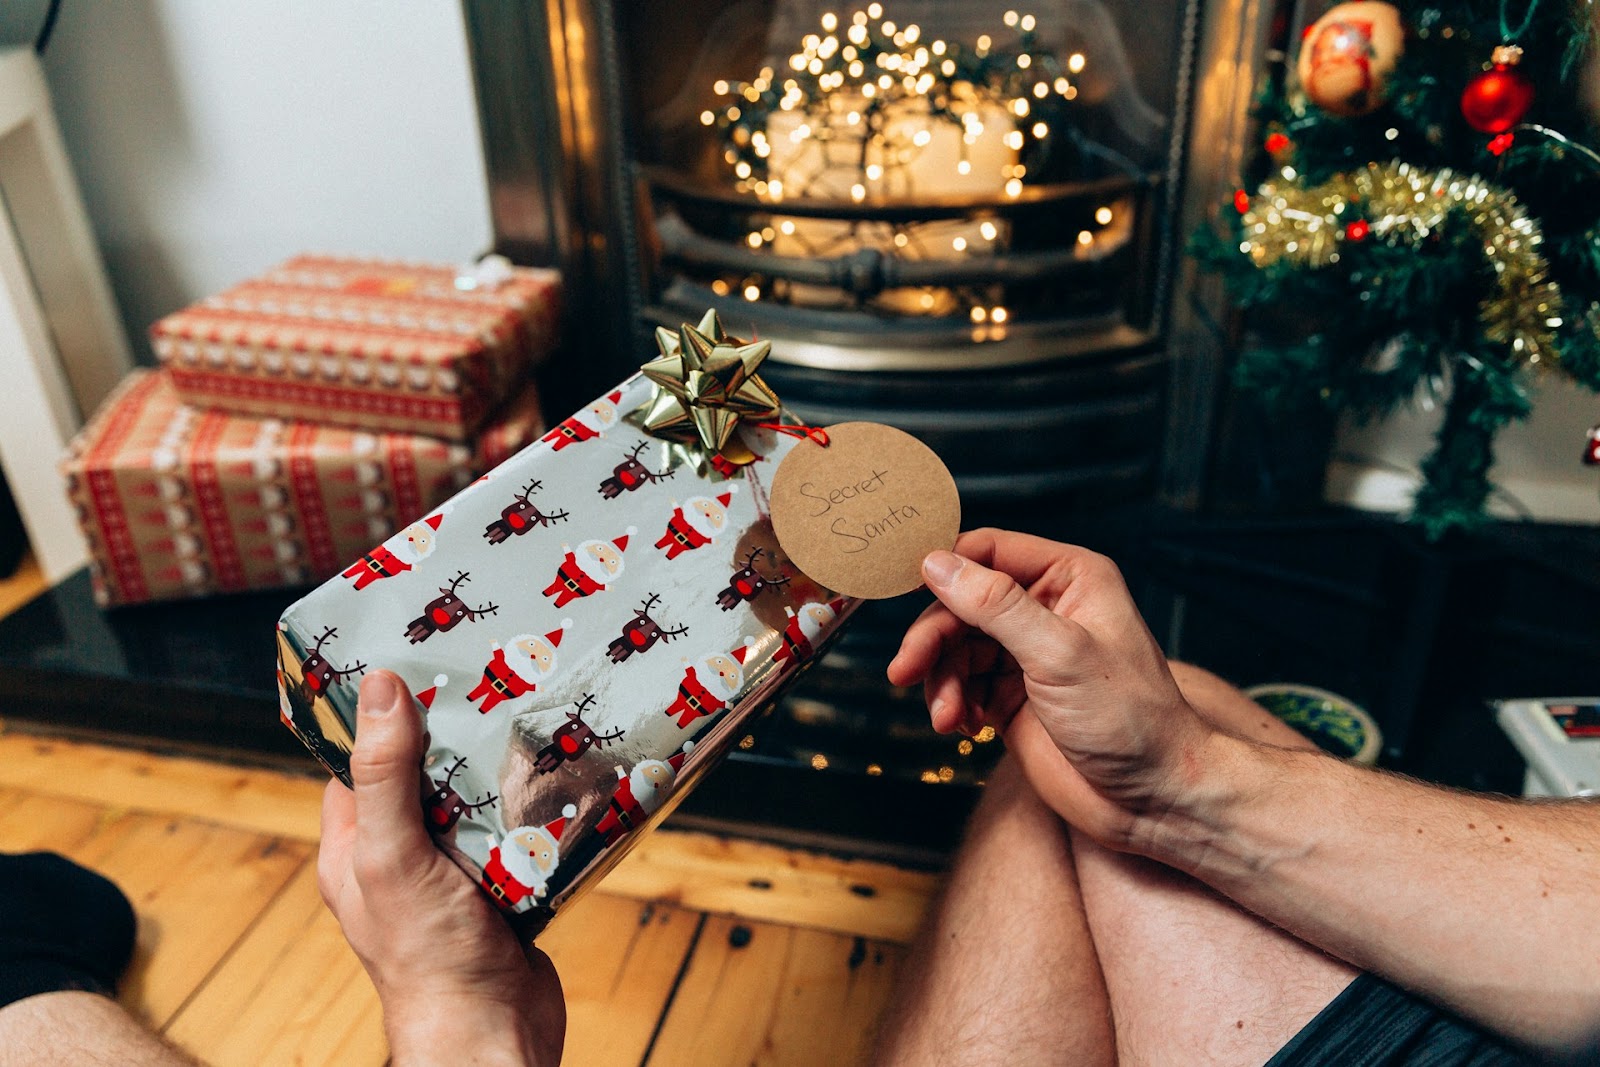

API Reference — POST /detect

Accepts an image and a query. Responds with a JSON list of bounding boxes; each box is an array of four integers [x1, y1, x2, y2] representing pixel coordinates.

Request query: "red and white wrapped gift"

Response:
[[150, 255, 560, 441], [61, 369, 545, 607]]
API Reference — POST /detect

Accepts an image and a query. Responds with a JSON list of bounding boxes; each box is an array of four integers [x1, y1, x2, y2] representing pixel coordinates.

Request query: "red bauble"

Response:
[[1461, 64, 1534, 133], [1344, 219, 1371, 241]]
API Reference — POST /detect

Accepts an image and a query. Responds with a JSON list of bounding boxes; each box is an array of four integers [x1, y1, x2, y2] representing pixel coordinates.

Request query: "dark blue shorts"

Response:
[[1267, 974, 1542, 1066]]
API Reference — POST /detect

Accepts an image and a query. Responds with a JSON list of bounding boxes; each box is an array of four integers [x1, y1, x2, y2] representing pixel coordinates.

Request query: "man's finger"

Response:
[[952, 529, 1137, 630], [318, 778, 357, 905], [922, 551, 1089, 681], [321, 777, 356, 853], [348, 670, 432, 871], [951, 529, 1107, 591], [888, 600, 966, 686], [924, 637, 971, 734]]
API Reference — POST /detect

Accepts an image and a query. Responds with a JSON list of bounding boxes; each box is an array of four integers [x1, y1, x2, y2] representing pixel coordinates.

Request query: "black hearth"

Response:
[[7, 510, 1594, 861], [457, 0, 1275, 799]]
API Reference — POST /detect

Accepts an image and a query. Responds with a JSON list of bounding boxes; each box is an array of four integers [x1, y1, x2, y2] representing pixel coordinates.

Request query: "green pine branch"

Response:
[[1192, 0, 1600, 537]]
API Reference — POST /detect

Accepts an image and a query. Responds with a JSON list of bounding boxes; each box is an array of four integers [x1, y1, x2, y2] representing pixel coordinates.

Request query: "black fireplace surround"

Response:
[[451, 0, 1214, 834], [4, 509, 1595, 862], [2, 0, 1592, 861]]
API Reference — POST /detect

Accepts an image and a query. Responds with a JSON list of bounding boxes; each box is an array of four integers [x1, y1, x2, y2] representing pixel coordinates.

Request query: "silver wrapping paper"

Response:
[[276, 371, 858, 935]]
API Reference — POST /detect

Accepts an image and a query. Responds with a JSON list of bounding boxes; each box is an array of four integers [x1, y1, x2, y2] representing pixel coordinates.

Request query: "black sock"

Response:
[[0, 852, 137, 1010]]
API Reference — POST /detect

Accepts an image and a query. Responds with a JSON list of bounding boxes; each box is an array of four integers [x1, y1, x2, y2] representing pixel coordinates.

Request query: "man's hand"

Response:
[[319, 670, 565, 1066], [893, 530, 1600, 1051], [888, 529, 1218, 847]]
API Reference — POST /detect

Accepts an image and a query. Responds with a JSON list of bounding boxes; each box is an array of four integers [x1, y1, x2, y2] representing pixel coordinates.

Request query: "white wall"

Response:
[[1326, 374, 1600, 525], [39, 0, 493, 361]]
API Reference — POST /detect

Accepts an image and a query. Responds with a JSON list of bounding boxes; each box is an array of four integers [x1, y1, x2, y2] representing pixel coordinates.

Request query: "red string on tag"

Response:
[[755, 422, 831, 447]]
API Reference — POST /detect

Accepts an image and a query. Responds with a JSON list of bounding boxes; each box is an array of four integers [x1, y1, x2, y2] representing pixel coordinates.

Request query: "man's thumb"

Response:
[[923, 551, 1082, 677], [348, 670, 431, 862]]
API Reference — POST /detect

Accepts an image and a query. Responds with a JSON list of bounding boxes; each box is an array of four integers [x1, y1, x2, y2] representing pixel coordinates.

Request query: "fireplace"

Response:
[[460, 0, 1280, 849]]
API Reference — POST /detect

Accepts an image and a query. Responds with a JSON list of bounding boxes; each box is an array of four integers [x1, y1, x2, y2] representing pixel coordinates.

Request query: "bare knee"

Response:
[[1168, 660, 1320, 752], [965, 752, 1064, 839], [0, 992, 199, 1066]]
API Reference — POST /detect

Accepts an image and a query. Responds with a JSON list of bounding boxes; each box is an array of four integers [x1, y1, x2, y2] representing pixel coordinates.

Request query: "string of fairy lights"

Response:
[[735, 722, 1000, 784], [694, 6, 1131, 320], [704, 5, 1084, 202]]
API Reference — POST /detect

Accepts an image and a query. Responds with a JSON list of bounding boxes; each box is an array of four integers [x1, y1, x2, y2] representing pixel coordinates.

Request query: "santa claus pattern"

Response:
[[773, 599, 849, 666], [481, 804, 576, 906], [595, 742, 693, 846], [542, 530, 634, 608], [540, 390, 621, 451], [278, 369, 857, 925], [665, 639, 756, 728], [655, 488, 737, 560], [466, 621, 571, 714], [342, 513, 443, 589]]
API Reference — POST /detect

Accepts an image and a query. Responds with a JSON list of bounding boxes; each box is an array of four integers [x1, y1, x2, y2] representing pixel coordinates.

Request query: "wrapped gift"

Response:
[[62, 370, 545, 607], [276, 313, 858, 935], [150, 254, 561, 441]]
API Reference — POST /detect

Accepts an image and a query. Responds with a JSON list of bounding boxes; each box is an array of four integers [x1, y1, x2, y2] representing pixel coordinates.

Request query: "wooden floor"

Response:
[[0, 555, 941, 1066], [0, 552, 42, 620]]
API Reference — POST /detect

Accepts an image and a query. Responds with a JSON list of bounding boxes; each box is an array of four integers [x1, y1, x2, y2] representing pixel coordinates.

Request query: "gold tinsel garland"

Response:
[[1238, 161, 1565, 369]]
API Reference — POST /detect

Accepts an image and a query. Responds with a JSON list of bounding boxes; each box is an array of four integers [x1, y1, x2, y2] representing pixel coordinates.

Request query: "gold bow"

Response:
[[638, 310, 780, 462]]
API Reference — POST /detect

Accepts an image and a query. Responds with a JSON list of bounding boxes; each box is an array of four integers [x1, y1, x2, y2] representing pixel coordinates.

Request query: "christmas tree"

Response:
[[1193, 0, 1600, 537]]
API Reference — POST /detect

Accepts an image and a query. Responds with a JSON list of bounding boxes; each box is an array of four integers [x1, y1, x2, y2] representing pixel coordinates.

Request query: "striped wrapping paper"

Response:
[[150, 255, 561, 441], [60, 369, 545, 607]]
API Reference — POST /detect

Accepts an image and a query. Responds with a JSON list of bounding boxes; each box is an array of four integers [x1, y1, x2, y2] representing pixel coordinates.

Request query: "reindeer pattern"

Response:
[[425, 756, 499, 833], [598, 441, 676, 500], [606, 592, 690, 663], [716, 547, 790, 611], [532, 695, 627, 775], [405, 570, 500, 644], [299, 626, 367, 694], [484, 480, 570, 544]]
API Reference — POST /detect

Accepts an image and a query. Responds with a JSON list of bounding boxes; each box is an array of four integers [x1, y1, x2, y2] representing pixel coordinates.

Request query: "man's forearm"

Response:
[[1136, 732, 1600, 1051]]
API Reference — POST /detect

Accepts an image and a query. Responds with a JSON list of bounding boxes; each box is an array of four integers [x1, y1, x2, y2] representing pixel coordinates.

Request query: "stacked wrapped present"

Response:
[[61, 254, 560, 607]]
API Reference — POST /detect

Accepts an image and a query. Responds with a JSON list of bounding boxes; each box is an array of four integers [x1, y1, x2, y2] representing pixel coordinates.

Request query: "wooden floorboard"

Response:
[[603, 829, 936, 944], [75, 814, 309, 1029], [0, 727, 939, 944], [164, 860, 385, 1066], [643, 914, 906, 1067], [538, 893, 704, 1067], [0, 789, 110, 854], [0, 732, 327, 842], [0, 552, 44, 621], [0, 723, 936, 1065]]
